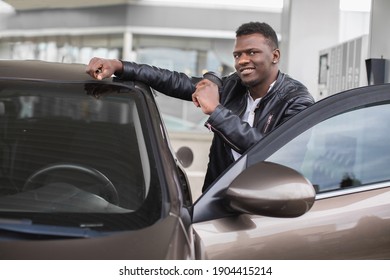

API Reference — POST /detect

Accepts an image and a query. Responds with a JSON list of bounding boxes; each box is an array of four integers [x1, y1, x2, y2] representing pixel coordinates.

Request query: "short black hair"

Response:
[[236, 22, 279, 49]]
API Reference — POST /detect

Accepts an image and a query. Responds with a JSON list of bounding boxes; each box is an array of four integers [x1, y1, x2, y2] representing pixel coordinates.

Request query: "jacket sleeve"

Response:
[[206, 94, 314, 154], [206, 105, 260, 154], [118, 61, 196, 101], [282, 94, 315, 119]]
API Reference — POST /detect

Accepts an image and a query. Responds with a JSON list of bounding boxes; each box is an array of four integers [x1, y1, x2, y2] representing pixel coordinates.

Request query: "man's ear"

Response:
[[272, 48, 281, 63]]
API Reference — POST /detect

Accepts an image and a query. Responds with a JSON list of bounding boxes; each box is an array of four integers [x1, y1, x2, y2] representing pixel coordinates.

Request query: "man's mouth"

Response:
[[239, 67, 255, 75]]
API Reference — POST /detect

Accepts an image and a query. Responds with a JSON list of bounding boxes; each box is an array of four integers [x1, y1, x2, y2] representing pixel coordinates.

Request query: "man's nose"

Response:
[[238, 54, 250, 65]]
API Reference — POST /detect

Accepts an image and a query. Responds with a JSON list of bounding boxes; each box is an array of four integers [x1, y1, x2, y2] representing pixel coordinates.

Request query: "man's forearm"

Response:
[[119, 61, 195, 101]]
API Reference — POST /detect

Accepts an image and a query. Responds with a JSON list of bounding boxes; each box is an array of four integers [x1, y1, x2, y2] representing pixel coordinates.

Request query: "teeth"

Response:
[[241, 68, 254, 74]]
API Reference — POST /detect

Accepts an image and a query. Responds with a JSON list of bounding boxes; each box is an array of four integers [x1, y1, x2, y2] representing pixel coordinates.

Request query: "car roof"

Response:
[[0, 60, 95, 82]]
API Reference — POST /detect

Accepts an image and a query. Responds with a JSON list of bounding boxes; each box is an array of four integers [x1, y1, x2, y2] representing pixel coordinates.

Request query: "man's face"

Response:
[[233, 33, 279, 88]]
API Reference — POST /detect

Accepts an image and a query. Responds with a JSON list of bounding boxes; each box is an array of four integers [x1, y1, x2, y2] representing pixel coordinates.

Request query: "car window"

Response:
[[265, 102, 390, 194], [0, 81, 162, 231]]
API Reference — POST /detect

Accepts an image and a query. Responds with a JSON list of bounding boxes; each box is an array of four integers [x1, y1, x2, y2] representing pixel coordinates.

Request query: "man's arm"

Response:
[[205, 94, 314, 154], [120, 61, 196, 101], [86, 57, 196, 101]]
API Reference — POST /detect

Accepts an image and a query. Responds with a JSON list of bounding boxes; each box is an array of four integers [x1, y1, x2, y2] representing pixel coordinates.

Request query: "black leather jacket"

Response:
[[119, 61, 315, 191]]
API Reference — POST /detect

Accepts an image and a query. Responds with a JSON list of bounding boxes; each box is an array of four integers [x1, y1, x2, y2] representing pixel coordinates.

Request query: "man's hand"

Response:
[[85, 57, 123, 80], [192, 79, 220, 115]]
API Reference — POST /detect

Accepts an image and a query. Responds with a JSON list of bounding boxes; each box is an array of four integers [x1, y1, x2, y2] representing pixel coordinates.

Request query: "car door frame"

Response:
[[193, 83, 390, 222], [191, 84, 390, 259]]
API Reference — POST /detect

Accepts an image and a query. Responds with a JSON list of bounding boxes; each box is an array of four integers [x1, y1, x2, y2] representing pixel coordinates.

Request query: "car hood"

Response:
[[0, 214, 188, 260]]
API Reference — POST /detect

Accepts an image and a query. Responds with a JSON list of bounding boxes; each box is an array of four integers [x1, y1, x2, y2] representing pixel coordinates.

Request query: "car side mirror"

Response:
[[226, 161, 316, 218]]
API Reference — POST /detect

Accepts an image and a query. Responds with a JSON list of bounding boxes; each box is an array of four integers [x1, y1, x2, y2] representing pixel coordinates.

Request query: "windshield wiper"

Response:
[[0, 218, 107, 239]]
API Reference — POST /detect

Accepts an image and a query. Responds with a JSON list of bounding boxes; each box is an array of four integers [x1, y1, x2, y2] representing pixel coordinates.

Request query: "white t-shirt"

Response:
[[231, 82, 275, 161]]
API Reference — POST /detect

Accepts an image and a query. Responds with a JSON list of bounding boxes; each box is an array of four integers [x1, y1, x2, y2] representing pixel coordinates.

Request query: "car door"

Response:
[[192, 84, 390, 259]]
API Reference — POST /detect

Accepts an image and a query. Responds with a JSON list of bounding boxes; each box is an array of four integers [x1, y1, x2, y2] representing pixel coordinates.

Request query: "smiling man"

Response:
[[86, 21, 314, 192]]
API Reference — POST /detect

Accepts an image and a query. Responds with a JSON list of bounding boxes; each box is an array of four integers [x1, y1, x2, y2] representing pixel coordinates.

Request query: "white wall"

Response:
[[369, 0, 390, 82], [282, 0, 340, 100], [282, 0, 372, 100]]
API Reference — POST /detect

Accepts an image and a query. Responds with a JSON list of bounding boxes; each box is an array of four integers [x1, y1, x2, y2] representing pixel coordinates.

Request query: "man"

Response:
[[86, 21, 315, 192]]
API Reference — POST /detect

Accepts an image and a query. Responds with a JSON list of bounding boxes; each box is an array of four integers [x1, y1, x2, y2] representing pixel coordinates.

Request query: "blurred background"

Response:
[[0, 0, 388, 198]]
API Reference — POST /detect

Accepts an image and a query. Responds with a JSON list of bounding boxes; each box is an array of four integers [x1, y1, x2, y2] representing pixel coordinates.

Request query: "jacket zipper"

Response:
[[205, 95, 247, 151], [263, 114, 274, 134], [204, 122, 242, 153]]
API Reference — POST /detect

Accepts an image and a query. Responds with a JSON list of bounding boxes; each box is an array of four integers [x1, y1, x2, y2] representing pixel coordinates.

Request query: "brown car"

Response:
[[0, 60, 389, 259]]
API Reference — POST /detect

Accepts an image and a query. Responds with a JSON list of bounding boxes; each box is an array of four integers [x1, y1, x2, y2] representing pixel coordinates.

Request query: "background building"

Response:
[[0, 0, 388, 198]]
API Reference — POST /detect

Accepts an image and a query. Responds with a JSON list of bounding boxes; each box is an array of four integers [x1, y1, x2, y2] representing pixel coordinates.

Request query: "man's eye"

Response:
[[249, 51, 256, 56]]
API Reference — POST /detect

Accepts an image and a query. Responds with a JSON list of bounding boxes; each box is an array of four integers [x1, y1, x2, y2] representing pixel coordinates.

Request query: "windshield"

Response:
[[0, 80, 162, 231]]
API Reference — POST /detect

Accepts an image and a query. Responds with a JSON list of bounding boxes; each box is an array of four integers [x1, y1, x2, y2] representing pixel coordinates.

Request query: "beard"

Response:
[[239, 76, 259, 88]]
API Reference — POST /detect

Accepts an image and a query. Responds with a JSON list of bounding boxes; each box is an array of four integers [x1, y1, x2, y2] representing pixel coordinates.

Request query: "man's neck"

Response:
[[249, 81, 276, 99], [248, 71, 279, 99]]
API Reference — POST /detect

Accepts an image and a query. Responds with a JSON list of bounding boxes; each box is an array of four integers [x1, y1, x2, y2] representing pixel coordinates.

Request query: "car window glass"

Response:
[[265, 102, 390, 193], [0, 81, 162, 231]]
